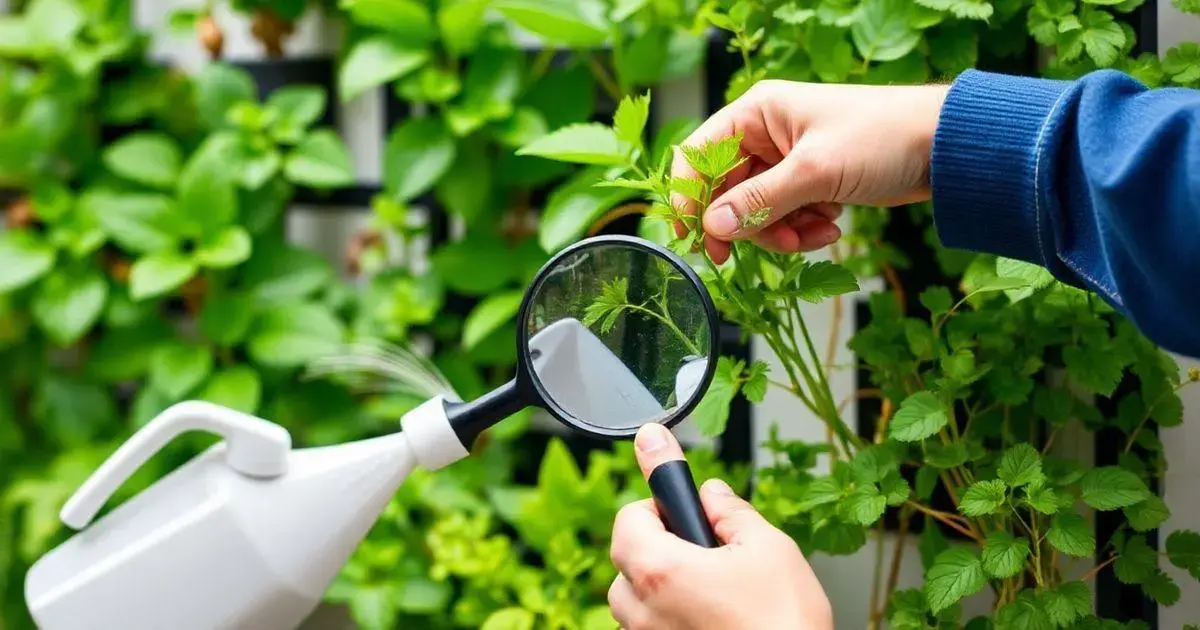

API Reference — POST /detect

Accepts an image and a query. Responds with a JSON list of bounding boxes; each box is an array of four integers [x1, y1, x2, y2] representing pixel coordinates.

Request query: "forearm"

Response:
[[930, 69, 1200, 357]]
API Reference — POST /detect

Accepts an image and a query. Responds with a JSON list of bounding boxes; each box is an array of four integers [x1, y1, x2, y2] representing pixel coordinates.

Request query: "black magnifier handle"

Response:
[[647, 459, 719, 548]]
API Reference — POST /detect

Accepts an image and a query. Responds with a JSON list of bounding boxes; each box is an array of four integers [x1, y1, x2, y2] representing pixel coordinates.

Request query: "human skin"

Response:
[[670, 80, 951, 263], [607, 423, 834, 630]]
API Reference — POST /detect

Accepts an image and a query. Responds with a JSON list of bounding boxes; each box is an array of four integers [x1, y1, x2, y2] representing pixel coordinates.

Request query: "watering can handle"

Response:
[[59, 401, 291, 530]]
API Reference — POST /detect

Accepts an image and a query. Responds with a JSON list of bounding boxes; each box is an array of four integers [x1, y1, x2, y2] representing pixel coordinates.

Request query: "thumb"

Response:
[[703, 150, 834, 240], [698, 479, 774, 545]]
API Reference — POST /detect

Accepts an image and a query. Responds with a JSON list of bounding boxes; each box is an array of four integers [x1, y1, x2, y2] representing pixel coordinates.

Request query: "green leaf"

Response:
[[925, 442, 969, 469], [852, 0, 922, 61], [435, 138, 492, 221], [396, 576, 453, 613], [613, 93, 651, 149], [102, 132, 183, 190], [680, 134, 744, 179], [198, 366, 262, 414], [178, 136, 239, 235], [796, 475, 845, 511], [1163, 42, 1200, 85], [916, 466, 940, 501], [84, 191, 179, 254], [129, 251, 198, 300], [493, 0, 609, 47], [995, 591, 1052, 630], [742, 360, 769, 403], [431, 236, 518, 295], [925, 548, 987, 614], [1064, 343, 1126, 397], [340, 0, 434, 42], [1125, 495, 1171, 532], [1115, 534, 1157, 584], [242, 242, 332, 302], [1033, 387, 1074, 425], [1166, 530, 1200, 577], [889, 392, 948, 442], [0, 231, 55, 293], [1047, 513, 1095, 557], [915, 0, 995, 19], [339, 36, 429, 103], [480, 607, 535, 630], [195, 64, 257, 130], [266, 86, 326, 142], [960, 479, 1008, 516], [200, 294, 255, 346], [348, 586, 398, 630], [384, 117, 456, 201], [929, 23, 979, 75], [839, 485, 887, 526], [1142, 569, 1180, 606], [972, 276, 1031, 294], [881, 472, 911, 506], [852, 444, 900, 484], [920, 287, 953, 316], [195, 226, 252, 269], [285, 130, 355, 188], [539, 167, 639, 252], [1061, 9, 1126, 67], [33, 267, 108, 345], [150, 342, 214, 399], [778, 261, 860, 303], [463, 290, 523, 349], [1081, 466, 1151, 510], [982, 531, 1030, 579], [691, 356, 741, 436], [1023, 479, 1060, 515], [1038, 582, 1091, 627], [996, 257, 1054, 302], [517, 123, 629, 166], [248, 303, 345, 368], [998, 443, 1044, 487], [438, 0, 488, 57]]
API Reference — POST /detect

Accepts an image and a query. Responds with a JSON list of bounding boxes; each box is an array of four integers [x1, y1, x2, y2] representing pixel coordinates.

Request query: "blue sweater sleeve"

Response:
[[930, 69, 1200, 358]]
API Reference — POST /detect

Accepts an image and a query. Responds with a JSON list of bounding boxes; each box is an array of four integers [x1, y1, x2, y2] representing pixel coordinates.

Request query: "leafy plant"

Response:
[[525, 3, 1200, 619]]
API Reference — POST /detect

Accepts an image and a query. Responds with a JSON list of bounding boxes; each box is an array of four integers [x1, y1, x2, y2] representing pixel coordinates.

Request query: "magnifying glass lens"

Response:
[[523, 243, 713, 434]]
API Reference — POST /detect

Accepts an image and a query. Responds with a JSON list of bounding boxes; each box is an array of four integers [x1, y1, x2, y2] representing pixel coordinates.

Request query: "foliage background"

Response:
[[1, 0, 1199, 629]]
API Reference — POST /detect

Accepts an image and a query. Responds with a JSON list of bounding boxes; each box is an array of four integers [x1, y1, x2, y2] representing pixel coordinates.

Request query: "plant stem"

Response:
[[585, 54, 623, 102], [881, 509, 911, 622], [624, 303, 701, 355], [868, 522, 886, 624], [1081, 555, 1118, 582], [905, 501, 981, 542]]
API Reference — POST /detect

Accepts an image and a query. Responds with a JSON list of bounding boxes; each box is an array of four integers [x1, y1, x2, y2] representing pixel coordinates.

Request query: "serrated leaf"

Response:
[[890, 392, 948, 442], [1125, 495, 1171, 532], [839, 485, 887, 525], [742, 360, 769, 403], [852, 0, 922, 61], [1047, 513, 1095, 557], [690, 356, 740, 437], [960, 479, 1007, 516], [925, 442, 969, 469], [1115, 534, 1158, 584], [613, 92, 650, 149], [517, 123, 629, 166], [1023, 479, 1060, 515], [996, 257, 1054, 302], [1143, 569, 1180, 605], [919, 286, 953, 315], [1038, 581, 1091, 627], [925, 548, 987, 614], [995, 591, 1052, 630], [982, 531, 1030, 579], [778, 261, 860, 303], [1081, 466, 1151, 510], [1064, 344, 1126, 397], [852, 444, 900, 484], [1166, 530, 1200, 577], [998, 443, 1044, 487], [680, 134, 743, 179], [881, 472, 911, 506], [796, 475, 845, 511]]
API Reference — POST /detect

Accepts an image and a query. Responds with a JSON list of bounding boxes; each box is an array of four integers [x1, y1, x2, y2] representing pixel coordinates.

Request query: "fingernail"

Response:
[[636, 423, 671, 454], [703, 479, 734, 495], [819, 224, 841, 246], [707, 205, 739, 237]]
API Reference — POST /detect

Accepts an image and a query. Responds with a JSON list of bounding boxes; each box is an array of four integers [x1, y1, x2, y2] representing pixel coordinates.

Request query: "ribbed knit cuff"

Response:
[[930, 69, 1073, 266]]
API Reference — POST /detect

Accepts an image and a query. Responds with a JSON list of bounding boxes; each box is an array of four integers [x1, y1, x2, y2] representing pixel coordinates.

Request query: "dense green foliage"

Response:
[[2, 0, 1198, 628], [522, 0, 1200, 627]]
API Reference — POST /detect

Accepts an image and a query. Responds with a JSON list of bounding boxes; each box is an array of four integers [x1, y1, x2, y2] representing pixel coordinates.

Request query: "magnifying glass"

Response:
[[446, 234, 722, 547]]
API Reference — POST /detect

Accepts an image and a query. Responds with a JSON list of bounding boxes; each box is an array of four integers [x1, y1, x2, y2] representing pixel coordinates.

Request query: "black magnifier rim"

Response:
[[516, 234, 721, 440]]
